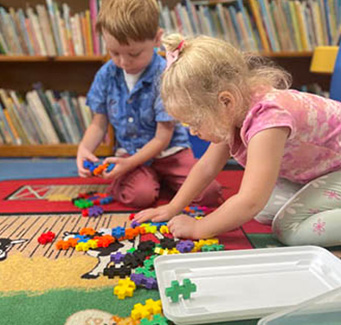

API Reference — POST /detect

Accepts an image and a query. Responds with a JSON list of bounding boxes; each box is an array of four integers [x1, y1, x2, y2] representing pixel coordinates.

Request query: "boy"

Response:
[[77, 0, 222, 208]]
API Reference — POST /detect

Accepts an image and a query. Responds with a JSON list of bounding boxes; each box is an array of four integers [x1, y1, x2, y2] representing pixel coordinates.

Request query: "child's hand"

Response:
[[168, 214, 200, 239], [134, 204, 178, 223], [77, 147, 99, 178], [102, 156, 134, 180]]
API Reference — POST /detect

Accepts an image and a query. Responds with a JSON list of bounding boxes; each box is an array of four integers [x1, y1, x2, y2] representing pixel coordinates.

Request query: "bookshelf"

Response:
[[0, 0, 114, 157], [0, 0, 336, 157]]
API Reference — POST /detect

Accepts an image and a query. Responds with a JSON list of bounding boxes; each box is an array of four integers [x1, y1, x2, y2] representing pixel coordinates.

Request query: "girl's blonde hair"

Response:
[[96, 0, 160, 44], [161, 34, 292, 128]]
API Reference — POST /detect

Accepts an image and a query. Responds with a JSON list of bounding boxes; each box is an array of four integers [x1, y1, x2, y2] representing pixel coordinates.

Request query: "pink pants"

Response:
[[107, 148, 223, 209]]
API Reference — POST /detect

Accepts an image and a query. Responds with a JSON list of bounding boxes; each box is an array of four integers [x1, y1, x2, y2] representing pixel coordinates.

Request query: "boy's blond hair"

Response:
[[96, 0, 160, 44], [161, 34, 292, 133]]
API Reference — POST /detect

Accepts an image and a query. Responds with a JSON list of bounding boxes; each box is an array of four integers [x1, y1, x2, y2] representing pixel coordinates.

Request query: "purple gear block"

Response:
[[144, 276, 158, 290], [88, 205, 103, 217], [130, 273, 145, 286], [130, 220, 140, 228], [110, 251, 126, 263], [176, 240, 194, 253]]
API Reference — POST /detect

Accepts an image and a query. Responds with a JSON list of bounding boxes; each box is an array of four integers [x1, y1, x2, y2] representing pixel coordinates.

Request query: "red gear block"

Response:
[[38, 231, 55, 245]]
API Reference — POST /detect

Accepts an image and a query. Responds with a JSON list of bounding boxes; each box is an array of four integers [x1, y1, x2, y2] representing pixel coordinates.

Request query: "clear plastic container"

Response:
[[154, 246, 341, 325], [258, 285, 341, 325]]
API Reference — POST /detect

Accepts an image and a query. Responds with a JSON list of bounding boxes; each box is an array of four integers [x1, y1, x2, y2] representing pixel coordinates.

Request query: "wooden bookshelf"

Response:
[[0, 0, 333, 157]]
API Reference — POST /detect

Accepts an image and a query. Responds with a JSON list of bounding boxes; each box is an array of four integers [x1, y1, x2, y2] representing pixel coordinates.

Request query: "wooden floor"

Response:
[[0, 213, 129, 260]]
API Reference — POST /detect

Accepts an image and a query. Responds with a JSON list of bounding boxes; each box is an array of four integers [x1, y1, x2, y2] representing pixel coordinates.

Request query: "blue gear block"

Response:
[[100, 196, 113, 205], [75, 235, 90, 243], [111, 226, 125, 239], [106, 163, 116, 172]]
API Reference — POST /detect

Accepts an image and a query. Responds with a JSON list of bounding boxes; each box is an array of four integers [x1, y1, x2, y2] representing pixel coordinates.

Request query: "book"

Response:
[[249, 0, 270, 52], [9, 90, 40, 144], [289, 0, 303, 51], [17, 8, 34, 55], [0, 101, 15, 144], [89, 0, 100, 55], [54, 2, 68, 55], [45, 90, 70, 143], [9, 7, 29, 55], [237, 0, 256, 51], [62, 3, 75, 56], [0, 7, 22, 54], [36, 4, 57, 56], [85, 10, 94, 55], [33, 83, 64, 142], [26, 7, 47, 55], [28, 90, 60, 144], [46, 0, 63, 55]]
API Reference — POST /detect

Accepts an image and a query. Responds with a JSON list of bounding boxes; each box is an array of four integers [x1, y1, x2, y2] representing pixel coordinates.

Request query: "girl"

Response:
[[135, 34, 341, 247]]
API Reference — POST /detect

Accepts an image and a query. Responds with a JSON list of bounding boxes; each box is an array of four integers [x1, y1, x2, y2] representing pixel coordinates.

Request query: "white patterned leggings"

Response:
[[255, 171, 341, 247]]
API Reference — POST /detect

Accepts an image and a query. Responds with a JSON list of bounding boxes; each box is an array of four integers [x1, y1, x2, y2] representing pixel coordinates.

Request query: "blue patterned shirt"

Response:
[[86, 51, 190, 156]]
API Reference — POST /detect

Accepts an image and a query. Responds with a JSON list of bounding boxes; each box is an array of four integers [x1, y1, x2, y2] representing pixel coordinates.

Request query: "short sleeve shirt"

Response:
[[230, 89, 341, 184], [86, 51, 190, 155]]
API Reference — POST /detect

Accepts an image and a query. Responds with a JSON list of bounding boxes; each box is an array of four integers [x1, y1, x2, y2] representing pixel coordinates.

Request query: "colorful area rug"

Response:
[[0, 171, 323, 325]]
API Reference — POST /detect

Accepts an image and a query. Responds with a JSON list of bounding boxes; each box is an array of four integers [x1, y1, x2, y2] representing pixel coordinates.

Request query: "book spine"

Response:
[[249, 0, 270, 52], [89, 0, 100, 55]]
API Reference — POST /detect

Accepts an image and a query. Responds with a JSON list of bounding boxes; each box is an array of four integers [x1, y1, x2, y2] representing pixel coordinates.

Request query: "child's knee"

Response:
[[193, 180, 223, 207], [254, 210, 275, 225], [119, 183, 159, 209]]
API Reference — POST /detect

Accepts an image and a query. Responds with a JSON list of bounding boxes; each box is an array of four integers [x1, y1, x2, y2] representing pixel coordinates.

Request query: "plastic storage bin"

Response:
[[258, 285, 341, 325], [155, 246, 341, 324]]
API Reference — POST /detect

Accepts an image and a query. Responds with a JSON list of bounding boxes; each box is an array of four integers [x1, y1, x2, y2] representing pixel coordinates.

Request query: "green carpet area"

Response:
[[0, 287, 259, 325]]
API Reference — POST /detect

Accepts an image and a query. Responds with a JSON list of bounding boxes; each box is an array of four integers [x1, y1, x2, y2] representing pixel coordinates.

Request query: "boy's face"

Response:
[[103, 29, 162, 75]]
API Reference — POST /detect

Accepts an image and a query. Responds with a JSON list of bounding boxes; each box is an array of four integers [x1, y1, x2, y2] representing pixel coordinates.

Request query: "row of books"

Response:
[[0, 0, 105, 56], [1, 0, 340, 56], [159, 0, 341, 52], [0, 85, 92, 145]]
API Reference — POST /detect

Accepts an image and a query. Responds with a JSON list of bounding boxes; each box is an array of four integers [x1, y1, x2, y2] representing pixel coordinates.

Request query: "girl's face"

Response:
[[184, 112, 234, 144]]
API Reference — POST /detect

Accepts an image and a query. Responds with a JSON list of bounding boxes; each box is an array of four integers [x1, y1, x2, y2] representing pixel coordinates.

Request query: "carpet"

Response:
[[0, 171, 301, 325]]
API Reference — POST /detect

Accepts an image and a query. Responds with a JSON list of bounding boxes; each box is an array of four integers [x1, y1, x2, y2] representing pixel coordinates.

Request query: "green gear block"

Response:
[[74, 199, 93, 209], [201, 244, 225, 252], [127, 247, 136, 254], [144, 255, 157, 269], [165, 278, 196, 303], [140, 314, 169, 325], [135, 266, 156, 278]]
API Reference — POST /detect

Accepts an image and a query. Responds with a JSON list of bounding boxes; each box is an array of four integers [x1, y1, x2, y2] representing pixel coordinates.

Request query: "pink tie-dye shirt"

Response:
[[230, 89, 341, 184]]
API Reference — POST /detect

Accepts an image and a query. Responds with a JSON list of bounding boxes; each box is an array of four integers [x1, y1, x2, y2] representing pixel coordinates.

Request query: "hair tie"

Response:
[[166, 40, 185, 70]]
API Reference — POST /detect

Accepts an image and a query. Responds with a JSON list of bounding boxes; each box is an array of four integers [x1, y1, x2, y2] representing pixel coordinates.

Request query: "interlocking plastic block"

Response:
[[79, 227, 96, 236], [88, 205, 103, 217], [38, 231, 55, 245], [110, 251, 126, 263], [74, 235, 90, 243], [74, 198, 94, 209], [140, 314, 168, 325], [99, 196, 113, 205], [160, 237, 177, 250], [160, 225, 170, 234], [130, 220, 140, 228], [176, 240, 194, 253], [55, 240, 71, 250], [138, 240, 155, 253], [131, 299, 162, 321], [201, 244, 225, 252], [104, 265, 132, 279], [114, 277, 136, 299], [106, 163, 116, 172], [165, 279, 196, 303], [112, 226, 125, 239]]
